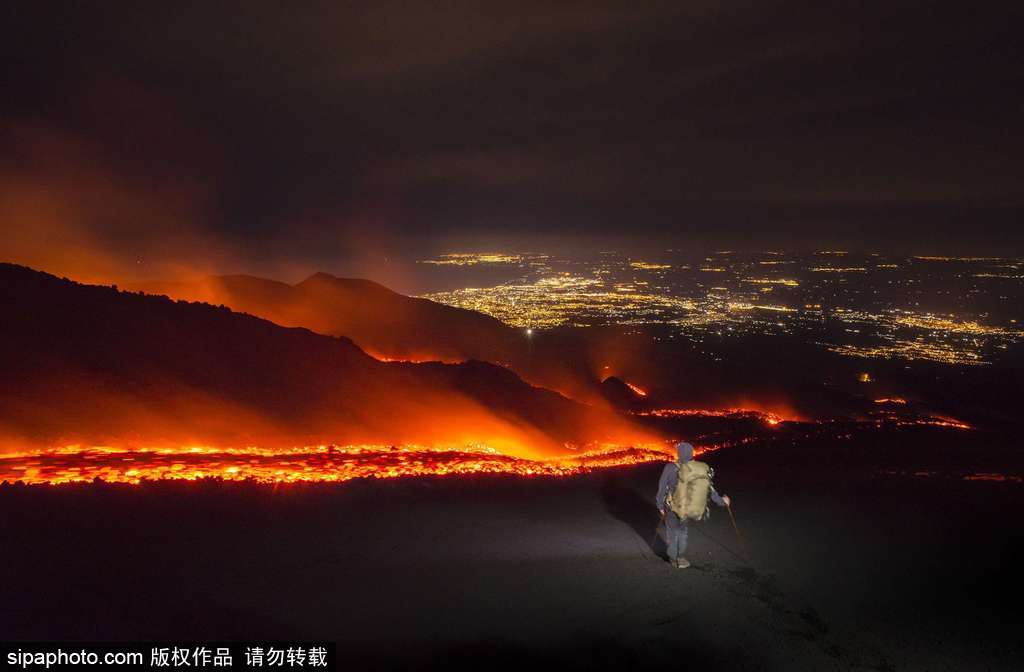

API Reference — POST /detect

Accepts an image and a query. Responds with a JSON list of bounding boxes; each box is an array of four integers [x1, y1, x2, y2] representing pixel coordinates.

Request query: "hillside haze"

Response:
[[132, 271, 626, 406], [133, 273, 518, 364], [0, 264, 657, 456]]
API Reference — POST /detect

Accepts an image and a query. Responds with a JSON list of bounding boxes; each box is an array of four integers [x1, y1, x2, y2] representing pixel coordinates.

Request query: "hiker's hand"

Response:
[[658, 509, 665, 517], [722, 495, 731, 507]]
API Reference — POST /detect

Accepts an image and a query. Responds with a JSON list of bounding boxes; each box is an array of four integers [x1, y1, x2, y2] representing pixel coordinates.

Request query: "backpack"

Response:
[[667, 460, 713, 521]]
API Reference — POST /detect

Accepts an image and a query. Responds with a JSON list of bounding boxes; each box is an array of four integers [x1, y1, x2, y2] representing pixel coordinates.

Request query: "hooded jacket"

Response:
[[655, 441, 726, 511]]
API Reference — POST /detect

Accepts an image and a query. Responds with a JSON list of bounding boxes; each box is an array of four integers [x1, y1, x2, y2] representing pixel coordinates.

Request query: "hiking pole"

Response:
[[725, 502, 751, 562], [653, 509, 666, 552]]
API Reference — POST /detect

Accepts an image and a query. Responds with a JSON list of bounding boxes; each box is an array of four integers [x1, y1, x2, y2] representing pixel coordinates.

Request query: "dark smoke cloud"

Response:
[[2, 0, 1023, 280]]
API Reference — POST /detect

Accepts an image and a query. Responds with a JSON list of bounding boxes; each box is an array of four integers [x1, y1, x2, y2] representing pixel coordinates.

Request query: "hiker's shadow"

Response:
[[600, 480, 667, 560]]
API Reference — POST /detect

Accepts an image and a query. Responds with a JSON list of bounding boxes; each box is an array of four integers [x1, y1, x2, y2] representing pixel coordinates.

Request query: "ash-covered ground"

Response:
[[3, 427, 1021, 671]]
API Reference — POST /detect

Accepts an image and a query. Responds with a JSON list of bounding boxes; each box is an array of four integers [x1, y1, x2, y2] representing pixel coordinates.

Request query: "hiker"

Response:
[[655, 441, 731, 568]]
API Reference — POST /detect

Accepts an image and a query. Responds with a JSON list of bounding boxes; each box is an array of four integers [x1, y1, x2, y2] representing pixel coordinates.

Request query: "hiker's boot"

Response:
[[675, 557, 691, 569]]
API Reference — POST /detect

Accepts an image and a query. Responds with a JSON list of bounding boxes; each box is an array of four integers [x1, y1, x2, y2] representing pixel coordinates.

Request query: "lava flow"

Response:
[[623, 381, 648, 396], [635, 405, 972, 431], [635, 407, 791, 426], [0, 442, 674, 486]]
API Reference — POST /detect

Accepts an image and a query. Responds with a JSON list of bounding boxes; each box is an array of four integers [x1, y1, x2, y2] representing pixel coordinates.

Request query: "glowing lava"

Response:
[[0, 409, 974, 486], [898, 416, 971, 430], [637, 406, 970, 432], [624, 381, 648, 397], [0, 443, 674, 486], [635, 407, 791, 426]]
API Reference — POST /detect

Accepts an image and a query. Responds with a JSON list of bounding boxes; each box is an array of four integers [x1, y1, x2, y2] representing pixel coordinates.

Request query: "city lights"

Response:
[[422, 252, 1022, 365]]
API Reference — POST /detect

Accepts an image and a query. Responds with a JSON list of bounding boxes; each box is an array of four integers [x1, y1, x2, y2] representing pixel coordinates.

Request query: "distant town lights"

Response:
[[419, 251, 1022, 366]]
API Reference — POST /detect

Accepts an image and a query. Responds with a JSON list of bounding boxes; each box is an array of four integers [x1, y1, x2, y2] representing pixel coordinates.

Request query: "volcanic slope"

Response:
[[133, 272, 517, 365], [0, 263, 654, 455]]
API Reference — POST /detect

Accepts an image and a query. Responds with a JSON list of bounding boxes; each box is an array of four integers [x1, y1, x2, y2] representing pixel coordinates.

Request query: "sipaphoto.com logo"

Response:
[[7, 648, 142, 669]]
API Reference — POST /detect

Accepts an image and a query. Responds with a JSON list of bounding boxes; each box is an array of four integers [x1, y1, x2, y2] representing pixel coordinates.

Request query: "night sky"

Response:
[[2, 1, 1022, 281]]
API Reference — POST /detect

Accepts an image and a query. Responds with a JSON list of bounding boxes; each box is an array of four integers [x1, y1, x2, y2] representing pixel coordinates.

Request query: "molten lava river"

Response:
[[0, 443, 676, 486], [0, 406, 973, 486]]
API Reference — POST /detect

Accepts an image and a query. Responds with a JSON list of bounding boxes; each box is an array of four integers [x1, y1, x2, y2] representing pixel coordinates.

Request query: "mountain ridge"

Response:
[[0, 263, 657, 456], [131, 270, 515, 364]]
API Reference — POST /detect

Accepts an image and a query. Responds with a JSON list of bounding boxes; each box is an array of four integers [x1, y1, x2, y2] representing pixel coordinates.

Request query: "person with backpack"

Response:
[[655, 441, 731, 568]]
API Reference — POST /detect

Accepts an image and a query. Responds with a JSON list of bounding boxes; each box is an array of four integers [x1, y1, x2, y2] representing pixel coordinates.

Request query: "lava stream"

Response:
[[0, 443, 675, 486], [634, 407, 790, 426]]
